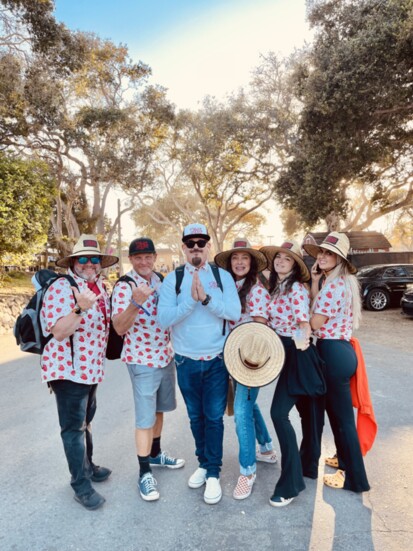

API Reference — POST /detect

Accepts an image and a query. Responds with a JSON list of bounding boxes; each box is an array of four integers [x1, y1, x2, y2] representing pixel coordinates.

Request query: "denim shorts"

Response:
[[127, 360, 177, 429]]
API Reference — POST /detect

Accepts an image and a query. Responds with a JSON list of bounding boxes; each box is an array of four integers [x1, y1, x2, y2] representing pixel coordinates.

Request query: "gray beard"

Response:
[[191, 257, 202, 267]]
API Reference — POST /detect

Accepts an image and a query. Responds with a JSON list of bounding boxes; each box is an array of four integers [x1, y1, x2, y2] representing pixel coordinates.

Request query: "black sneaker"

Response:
[[91, 465, 112, 482], [74, 490, 106, 510]]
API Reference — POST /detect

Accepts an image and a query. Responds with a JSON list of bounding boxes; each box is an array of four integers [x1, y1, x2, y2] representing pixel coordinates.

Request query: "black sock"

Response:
[[150, 437, 161, 458], [138, 455, 151, 478]]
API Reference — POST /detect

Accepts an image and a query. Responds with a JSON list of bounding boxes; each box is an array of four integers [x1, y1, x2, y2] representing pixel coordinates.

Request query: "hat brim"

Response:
[[303, 244, 357, 274], [214, 248, 268, 273], [56, 253, 119, 269], [182, 234, 210, 242], [223, 322, 285, 388], [260, 246, 310, 282]]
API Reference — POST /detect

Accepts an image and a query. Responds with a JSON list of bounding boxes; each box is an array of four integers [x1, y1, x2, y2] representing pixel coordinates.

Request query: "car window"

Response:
[[383, 267, 407, 278], [404, 266, 413, 277]]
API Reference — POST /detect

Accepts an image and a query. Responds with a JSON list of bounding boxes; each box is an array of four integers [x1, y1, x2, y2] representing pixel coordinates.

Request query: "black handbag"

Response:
[[287, 342, 326, 397]]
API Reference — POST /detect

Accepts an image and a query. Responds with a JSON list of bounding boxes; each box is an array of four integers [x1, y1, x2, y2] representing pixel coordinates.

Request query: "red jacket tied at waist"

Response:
[[350, 337, 378, 456]]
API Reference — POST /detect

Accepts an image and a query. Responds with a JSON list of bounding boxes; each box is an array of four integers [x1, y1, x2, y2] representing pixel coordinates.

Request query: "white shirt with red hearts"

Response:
[[229, 279, 270, 329], [40, 271, 110, 384], [111, 270, 173, 368], [312, 276, 353, 340], [267, 281, 310, 336]]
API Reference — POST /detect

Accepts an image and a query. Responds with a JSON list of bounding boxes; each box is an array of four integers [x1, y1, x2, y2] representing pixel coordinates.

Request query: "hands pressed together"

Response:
[[191, 271, 207, 302]]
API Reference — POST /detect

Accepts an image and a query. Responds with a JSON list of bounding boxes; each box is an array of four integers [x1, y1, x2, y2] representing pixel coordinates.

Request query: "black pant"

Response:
[[296, 395, 325, 479], [270, 339, 306, 499], [49, 380, 97, 496], [317, 339, 370, 492]]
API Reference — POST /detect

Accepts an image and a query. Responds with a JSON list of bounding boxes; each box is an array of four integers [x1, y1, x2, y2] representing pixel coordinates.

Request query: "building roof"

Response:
[[303, 231, 392, 252]]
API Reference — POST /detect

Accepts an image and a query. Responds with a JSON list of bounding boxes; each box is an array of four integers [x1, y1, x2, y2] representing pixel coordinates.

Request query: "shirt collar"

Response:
[[185, 262, 209, 276]]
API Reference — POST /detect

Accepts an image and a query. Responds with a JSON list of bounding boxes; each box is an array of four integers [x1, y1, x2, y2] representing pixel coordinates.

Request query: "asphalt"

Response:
[[0, 332, 412, 551]]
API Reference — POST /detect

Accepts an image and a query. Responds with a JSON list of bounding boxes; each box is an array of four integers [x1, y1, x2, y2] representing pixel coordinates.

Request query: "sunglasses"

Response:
[[77, 256, 101, 265], [185, 239, 208, 249]]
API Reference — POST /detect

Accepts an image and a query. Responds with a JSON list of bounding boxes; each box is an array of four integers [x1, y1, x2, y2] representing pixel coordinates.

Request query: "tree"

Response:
[[276, 0, 413, 228], [0, 152, 56, 261]]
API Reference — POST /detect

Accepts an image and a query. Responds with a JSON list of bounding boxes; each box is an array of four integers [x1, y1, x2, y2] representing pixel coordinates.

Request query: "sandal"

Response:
[[325, 454, 339, 468], [323, 469, 345, 489]]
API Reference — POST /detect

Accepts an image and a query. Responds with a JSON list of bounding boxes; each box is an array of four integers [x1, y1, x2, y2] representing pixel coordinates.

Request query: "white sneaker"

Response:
[[188, 467, 207, 489], [269, 495, 294, 507], [256, 449, 277, 464], [204, 477, 222, 505]]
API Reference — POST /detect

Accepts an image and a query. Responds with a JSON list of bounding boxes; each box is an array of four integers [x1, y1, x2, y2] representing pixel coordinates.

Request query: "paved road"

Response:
[[0, 330, 412, 551]]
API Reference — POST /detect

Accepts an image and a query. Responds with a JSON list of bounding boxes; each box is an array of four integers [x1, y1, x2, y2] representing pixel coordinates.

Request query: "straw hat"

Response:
[[223, 322, 285, 388], [260, 240, 310, 282], [56, 234, 119, 269], [214, 238, 267, 273], [303, 232, 357, 274]]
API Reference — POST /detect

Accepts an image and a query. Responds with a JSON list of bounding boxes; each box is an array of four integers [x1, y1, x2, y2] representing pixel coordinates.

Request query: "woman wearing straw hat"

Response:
[[304, 232, 370, 493], [260, 240, 325, 507], [215, 238, 277, 500]]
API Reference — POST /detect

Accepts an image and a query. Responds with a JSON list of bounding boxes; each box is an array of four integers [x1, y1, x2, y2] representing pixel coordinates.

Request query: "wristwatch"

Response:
[[72, 305, 83, 315], [201, 294, 211, 306]]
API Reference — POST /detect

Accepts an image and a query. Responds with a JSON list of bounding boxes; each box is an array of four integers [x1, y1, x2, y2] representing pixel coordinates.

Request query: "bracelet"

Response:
[[130, 299, 150, 315]]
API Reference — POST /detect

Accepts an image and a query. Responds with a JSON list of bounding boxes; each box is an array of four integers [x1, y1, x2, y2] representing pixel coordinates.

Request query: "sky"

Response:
[[53, 0, 313, 242]]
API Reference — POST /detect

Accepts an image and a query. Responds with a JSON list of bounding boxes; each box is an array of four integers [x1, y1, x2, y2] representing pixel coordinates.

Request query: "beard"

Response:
[[191, 256, 202, 267]]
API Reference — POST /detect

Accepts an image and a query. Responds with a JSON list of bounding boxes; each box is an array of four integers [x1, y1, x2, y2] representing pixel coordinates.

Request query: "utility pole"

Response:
[[118, 199, 124, 276]]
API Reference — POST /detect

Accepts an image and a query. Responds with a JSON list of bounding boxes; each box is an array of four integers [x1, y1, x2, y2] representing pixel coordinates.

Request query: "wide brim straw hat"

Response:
[[303, 232, 357, 274], [56, 234, 119, 269], [260, 240, 310, 282], [214, 237, 267, 273], [223, 322, 285, 388]]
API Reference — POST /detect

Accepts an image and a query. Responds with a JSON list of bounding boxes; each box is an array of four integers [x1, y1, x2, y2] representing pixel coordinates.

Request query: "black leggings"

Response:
[[317, 339, 370, 492]]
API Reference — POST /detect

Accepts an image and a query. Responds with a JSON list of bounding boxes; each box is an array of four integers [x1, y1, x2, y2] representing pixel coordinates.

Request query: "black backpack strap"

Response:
[[175, 266, 185, 295], [209, 263, 226, 335], [154, 271, 164, 282]]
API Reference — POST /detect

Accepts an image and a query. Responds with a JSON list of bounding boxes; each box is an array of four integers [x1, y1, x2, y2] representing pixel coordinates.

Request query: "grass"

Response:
[[0, 271, 34, 294]]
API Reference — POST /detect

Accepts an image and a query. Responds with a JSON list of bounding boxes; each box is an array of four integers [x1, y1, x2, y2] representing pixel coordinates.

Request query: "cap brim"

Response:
[[223, 322, 285, 387], [182, 234, 210, 242]]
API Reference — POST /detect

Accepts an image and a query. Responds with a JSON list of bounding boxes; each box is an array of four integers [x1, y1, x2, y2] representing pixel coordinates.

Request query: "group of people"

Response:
[[38, 224, 371, 511]]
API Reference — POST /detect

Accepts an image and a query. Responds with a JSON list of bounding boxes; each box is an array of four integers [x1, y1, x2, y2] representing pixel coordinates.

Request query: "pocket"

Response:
[[174, 354, 186, 369]]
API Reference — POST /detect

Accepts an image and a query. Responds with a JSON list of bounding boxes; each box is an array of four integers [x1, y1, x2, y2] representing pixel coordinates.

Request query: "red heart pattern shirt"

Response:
[[111, 270, 173, 368], [312, 276, 353, 340], [267, 281, 310, 336], [40, 271, 110, 384], [229, 279, 270, 329]]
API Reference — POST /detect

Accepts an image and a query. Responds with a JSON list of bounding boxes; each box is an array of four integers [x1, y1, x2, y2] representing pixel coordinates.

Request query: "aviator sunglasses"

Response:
[[185, 239, 208, 249], [77, 256, 101, 265]]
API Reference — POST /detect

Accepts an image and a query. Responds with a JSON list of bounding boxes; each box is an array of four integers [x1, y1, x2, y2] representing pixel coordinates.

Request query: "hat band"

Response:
[[239, 349, 270, 371], [321, 242, 348, 258]]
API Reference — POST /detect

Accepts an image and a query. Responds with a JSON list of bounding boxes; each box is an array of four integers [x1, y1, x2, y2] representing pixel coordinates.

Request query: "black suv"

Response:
[[357, 264, 413, 311]]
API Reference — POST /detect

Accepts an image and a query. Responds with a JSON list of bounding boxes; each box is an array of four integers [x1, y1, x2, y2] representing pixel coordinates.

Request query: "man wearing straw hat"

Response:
[[157, 223, 241, 505], [40, 234, 118, 510]]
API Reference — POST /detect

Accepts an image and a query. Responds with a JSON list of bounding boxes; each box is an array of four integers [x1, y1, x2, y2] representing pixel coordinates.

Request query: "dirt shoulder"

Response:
[[354, 307, 413, 354]]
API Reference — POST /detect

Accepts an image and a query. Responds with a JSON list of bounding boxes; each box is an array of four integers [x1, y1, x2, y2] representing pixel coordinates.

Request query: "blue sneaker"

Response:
[[139, 472, 159, 501], [149, 451, 185, 469]]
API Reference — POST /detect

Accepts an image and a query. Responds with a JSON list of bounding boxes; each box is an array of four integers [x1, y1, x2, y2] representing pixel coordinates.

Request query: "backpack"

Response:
[[14, 269, 79, 355], [106, 272, 164, 360], [174, 263, 226, 335]]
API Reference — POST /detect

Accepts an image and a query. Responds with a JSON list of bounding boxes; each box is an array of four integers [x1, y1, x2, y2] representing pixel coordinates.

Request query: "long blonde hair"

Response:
[[311, 258, 362, 330]]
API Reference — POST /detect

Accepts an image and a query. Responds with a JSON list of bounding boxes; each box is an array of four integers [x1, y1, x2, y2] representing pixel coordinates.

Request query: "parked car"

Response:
[[401, 288, 413, 317], [356, 264, 413, 311]]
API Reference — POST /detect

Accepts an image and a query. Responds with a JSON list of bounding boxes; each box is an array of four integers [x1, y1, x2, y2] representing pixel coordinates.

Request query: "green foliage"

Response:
[[0, 153, 56, 259], [277, 0, 413, 227]]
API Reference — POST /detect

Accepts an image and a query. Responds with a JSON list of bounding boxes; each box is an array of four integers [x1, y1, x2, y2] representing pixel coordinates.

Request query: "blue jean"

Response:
[[175, 354, 228, 478], [234, 382, 273, 475]]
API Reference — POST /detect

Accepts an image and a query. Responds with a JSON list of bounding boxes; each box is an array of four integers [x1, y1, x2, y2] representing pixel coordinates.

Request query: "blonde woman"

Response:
[[304, 232, 370, 492]]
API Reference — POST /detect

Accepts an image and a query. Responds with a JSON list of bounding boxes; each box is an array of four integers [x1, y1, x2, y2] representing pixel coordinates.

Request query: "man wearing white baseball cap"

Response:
[[157, 223, 241, 504]]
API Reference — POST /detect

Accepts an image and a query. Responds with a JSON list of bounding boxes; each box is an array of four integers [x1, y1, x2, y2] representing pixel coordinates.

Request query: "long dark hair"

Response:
[[227, 254, 258, 313], [268, 258, 302, 297]]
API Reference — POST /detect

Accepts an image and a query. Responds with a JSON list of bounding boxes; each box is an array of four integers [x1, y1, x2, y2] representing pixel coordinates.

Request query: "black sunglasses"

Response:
[[185, 239, 208, 249]]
